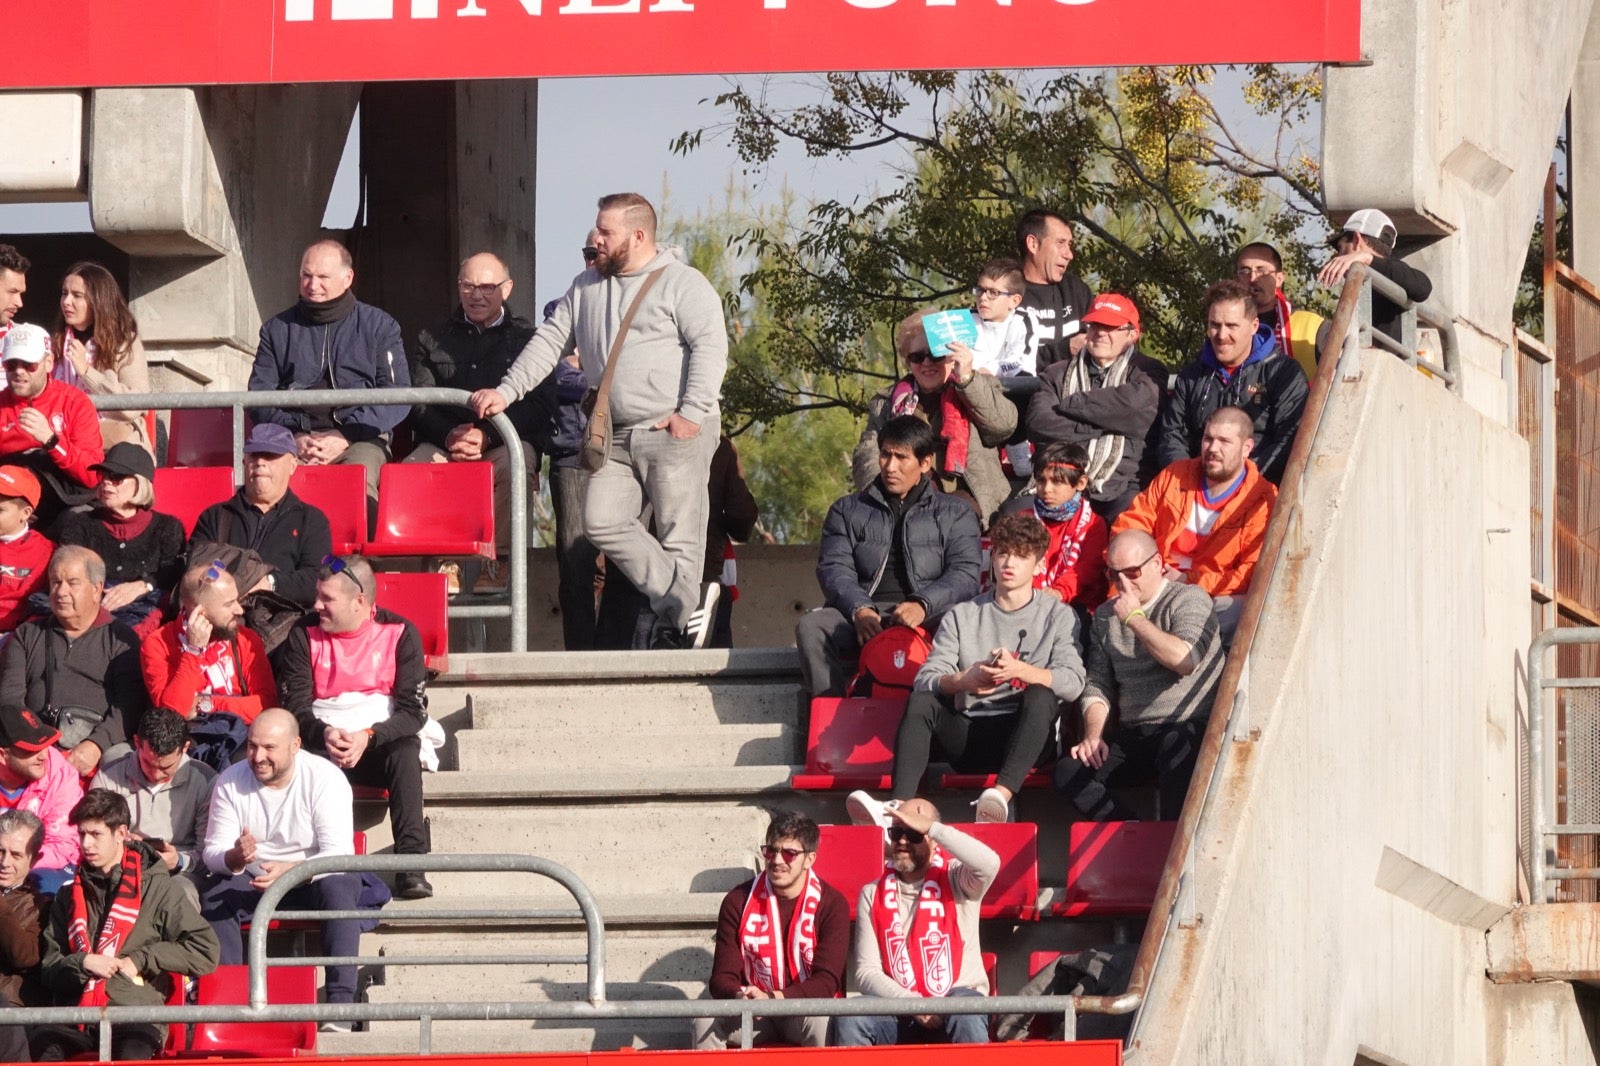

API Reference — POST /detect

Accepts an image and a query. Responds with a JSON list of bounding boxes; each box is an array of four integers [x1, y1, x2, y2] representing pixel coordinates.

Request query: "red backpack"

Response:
[[849, 625, 933, 699]]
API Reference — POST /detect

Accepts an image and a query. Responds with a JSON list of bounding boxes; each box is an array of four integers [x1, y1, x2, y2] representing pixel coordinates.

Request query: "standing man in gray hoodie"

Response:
[[473, 193, 729, 648]]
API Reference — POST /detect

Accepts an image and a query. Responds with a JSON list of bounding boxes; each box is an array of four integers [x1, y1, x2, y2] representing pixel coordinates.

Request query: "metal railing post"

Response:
[[1520, 628, 1600, 903]]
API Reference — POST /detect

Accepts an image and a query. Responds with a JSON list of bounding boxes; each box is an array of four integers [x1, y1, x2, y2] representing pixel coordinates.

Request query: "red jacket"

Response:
[[0, 528, 52, 632], [141, 621, 278, 724], [1038, 506, 1109, 609], [0, 381, 103, 488]]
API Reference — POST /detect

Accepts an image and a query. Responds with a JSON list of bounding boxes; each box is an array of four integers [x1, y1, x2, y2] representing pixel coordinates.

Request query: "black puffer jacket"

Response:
[[1157, 332, 1308, 484], [409, 308, 539, 448], [1026, 347, 1167, 502]]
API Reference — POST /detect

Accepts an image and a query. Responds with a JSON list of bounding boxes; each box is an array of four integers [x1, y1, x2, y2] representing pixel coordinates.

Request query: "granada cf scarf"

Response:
[[67, 848, 142, 1008], [1037, 493, 1096, 590], [738, 870, 824, 993], [869, 848, 963, 997]]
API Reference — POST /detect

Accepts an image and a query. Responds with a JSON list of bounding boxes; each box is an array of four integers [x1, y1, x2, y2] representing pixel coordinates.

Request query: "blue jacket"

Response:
[[524, 359, 589, 471], [815, 479, 982, 626], [249, 301, 411, 441]]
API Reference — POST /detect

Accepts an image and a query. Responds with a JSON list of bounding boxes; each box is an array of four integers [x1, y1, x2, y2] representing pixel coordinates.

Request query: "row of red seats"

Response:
[[798, 697, 1175, 917], [153, 462, 495, 559]]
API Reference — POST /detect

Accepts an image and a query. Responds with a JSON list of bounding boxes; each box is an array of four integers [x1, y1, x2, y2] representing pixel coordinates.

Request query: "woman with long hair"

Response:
[[53, 261, 152, 453]]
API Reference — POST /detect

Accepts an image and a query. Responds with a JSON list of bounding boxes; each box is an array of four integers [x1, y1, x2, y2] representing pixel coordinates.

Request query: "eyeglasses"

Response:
[[458, 280, 508, 298], [582, 246, 599, 262], [1235, 265, 1279, 280], [1106, 551, 1159, 581], [320, 554, 366, 595], [760, 845, 810, 863], [202, 559, 227, 584], [973, 286, 1020, 301], [1084, 322, 1135, 334], [904, 350, 936, 365], [886, 827, 926, 845], [2, 361, 41, 372]]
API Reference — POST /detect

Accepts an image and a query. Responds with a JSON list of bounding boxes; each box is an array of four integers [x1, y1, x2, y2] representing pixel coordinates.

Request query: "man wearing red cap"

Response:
[[0, 703, 82, 893], [0, 465, 52, 638], [1026, 293, 1166, 527]]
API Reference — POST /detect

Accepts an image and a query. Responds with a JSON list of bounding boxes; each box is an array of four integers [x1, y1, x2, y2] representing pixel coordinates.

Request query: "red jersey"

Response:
[[0, 379, 104, 488], [0, 527, 52, 632]]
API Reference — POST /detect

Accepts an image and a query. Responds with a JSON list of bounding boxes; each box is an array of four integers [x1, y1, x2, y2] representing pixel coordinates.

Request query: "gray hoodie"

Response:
[[496, 248, 727, 429]]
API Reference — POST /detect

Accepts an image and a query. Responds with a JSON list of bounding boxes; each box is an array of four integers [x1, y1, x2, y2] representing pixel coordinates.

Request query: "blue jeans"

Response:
[[582, 423, 717, 631], [202, 872, 364, 1002], [831, 986, 990, 1046]]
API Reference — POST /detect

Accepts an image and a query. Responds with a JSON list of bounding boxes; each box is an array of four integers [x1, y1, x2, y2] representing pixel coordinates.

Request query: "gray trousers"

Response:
[[583, 423, 717, 631], [552, 464, 600, 650], [692, 1011, 829, 1050], [795, 606, 863, 698]]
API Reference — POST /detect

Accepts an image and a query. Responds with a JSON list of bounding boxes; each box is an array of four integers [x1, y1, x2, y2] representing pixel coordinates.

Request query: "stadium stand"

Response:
[[374, 570, 450, 673]]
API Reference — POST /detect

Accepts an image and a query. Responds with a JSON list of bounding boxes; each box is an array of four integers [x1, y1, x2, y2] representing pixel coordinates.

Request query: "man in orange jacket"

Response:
[[1112, 406, 1276, 641]]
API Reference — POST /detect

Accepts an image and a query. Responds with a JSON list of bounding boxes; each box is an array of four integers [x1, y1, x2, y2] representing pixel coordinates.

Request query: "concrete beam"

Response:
[[0, 92, 85, 201], [1488, 903, 1600, 983]]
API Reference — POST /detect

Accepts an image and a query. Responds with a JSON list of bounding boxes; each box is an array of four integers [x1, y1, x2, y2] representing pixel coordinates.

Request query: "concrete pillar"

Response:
[[1572, 5, 1600, 276], [0, 92, 86, 202], [88, 85, 362, 392], [358, 79, 537, 353]]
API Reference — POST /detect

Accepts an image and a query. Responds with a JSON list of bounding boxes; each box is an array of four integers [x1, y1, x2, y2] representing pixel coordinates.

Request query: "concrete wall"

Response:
[[1128, 351, 1547, 1064]]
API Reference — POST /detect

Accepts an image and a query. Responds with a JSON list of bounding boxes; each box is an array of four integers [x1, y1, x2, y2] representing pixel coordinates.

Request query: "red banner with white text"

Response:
[[3, 0, 1359, 88]]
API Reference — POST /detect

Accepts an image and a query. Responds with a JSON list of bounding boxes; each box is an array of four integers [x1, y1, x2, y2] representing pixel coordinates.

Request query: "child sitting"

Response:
[[0, 465, 53, 643], [955, 258, 1031, 379], [1003, 442, 1107, 631]]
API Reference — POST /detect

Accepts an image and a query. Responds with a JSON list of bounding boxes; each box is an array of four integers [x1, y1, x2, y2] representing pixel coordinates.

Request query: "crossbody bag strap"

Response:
[[590, 267, 668, 427]]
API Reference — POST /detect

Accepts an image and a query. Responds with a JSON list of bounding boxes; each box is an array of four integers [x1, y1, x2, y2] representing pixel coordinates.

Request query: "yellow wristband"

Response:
[[1125, 608, 1146, 622]]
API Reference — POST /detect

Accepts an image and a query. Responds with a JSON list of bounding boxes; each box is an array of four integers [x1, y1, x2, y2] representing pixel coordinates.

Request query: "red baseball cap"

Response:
[[0, 466, 41, 509], [1081, 293, 1141, 331], [0, 706, 59, 753]]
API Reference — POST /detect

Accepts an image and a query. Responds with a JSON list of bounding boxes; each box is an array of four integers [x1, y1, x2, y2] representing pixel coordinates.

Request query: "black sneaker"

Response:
[[394, 871, 433, 900], [651, 625, 688, 650]]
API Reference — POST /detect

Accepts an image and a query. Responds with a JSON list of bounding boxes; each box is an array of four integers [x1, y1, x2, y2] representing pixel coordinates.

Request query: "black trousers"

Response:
[[892, 684, 1060, 798], [1053, 719, 1206, 821], [334, 733, 428, 855]]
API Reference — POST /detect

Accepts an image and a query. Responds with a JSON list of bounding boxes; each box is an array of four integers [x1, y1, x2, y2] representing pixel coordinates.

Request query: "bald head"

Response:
[[900, 797, 940, 824], [1107, 529, 1158, 568], [457, 252, 512, 327], [300, 241, 355, 303], [247, 709, 301, 788]]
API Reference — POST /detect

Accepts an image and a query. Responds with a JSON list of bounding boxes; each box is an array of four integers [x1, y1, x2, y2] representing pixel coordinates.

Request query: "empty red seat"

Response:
[[790, 696, 905, 791], [173, 964, 317, 1057], [1055, 820, 1177, 918], [813, 822, 1037, 920], [374, 570, 449, 673], [167, 407, 248, 469], [366, 462, 494, 558], [153, 466, 235, 538], [290, 464, 367, 555]]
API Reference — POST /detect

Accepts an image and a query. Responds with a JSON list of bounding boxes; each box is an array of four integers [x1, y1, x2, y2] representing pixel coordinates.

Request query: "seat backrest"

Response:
[[374, 461, 493, 547], [189, 964, 317, 1054], [811, 824, 888, 919], [805, 696, 906, 774], [152, 466, 235, 538], [1063, 820, 1178, 917], [290, 463, 367, 554], [374, 571, 449, 660], [947, 821, 1038, 919], [167, 408, 247, 469]]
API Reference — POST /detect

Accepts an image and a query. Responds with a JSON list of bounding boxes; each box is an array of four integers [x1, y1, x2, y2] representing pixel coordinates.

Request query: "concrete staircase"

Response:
[[318, 647, 1124, 1056]]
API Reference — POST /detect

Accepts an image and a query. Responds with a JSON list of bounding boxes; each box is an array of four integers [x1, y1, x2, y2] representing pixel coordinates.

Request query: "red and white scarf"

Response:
[[889, 378, 972, 476], [67, 847, 143, 1008], [1271, 290, 1293, 360], [869, 848, 963, 997], [738, 870, 823, 993], [1037, 495, 1096, 591]]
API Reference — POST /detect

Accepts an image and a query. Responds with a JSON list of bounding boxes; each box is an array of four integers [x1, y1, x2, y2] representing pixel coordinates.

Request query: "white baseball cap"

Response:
[[0, 323, 50, 365], [1333, 208, 1398, 249]]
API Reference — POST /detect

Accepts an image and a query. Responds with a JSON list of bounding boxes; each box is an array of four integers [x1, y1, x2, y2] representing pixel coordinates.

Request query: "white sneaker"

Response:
[[682, 582, 722, 650], [974, 787, 1011, 824], [319, 1020, 353, 1034], [846, 790, 891, 828]]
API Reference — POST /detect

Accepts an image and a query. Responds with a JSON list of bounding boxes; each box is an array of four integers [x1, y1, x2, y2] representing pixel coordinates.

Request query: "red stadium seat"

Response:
[[173, 964, 318, 1057], [167, 407, 247, 469], [374, 571, 449, 673], [813, 822, 1037, 920], [1055, 820, 1177, 918], [939, 770, 1054, 790], [153, 466, 235, 538], [366, 462, 494, 558], [790, 697, 905, 791], [1028, 950, 1061, 978], [290, 464, 367, 555]]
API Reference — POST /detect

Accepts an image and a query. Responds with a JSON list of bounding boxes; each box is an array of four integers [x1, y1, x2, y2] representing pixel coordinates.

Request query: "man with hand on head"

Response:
[[142, 560, 278, 727], [201, 709, 364, 1023], [694, 810, 849, 1050], [1054, 529, 1225, 822], [834, 797, 999, 1047]]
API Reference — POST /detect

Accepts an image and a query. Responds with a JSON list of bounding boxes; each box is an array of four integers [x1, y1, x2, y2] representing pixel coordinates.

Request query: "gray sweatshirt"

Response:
[[496, 248, 728, 428], [911, 590, 1086, 714], [1082, 580, 1223, 727]]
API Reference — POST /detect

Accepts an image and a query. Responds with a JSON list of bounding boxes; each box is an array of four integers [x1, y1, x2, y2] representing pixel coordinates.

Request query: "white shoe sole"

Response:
[[684, 582, 723, 650]]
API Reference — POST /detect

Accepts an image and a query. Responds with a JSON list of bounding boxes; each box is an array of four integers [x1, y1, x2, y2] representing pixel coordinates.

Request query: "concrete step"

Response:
[[441, 647, 800, 685], [320, 1015, 692, 1054], [367, 929, 711, 997], [462, 680, 799, 733], [374, 892, 727, 930], [423, 765, 803, 801], [454, 724, 797, 771]]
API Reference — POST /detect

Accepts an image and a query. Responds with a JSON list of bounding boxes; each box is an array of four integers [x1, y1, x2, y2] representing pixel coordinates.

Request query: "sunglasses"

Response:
[[886, 827, 926, 845], [582, 246, 599, 262], [904, 350, 938, 366], [760, 845, 809, 863], [320, 554, 366, 595], [202, 559, 228, 584], [1106, 551, 1159, 581]]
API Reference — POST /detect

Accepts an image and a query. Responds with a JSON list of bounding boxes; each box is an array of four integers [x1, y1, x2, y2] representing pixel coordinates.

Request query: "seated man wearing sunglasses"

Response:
[[278, 554, 433, 900], [1054, 529, 1225, 823], [834, 797, 999, 1047], [693, 810, 850, 1050]]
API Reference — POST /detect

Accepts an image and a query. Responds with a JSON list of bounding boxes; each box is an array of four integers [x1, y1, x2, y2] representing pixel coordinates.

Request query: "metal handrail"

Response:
[[1525, 626, 1600, 903], [89, 387, 528, 651], [1350, 265, 1462, 391]]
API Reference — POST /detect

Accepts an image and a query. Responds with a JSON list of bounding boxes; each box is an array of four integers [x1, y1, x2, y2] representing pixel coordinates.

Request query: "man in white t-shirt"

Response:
[[199, 708, 363, 1023]]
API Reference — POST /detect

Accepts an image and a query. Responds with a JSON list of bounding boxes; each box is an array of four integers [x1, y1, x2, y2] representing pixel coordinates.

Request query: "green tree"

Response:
[[673, 65, 1329, 412]]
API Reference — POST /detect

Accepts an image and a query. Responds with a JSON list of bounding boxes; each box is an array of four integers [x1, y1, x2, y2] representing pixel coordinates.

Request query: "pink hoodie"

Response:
[[6, 746, 83, 870]]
